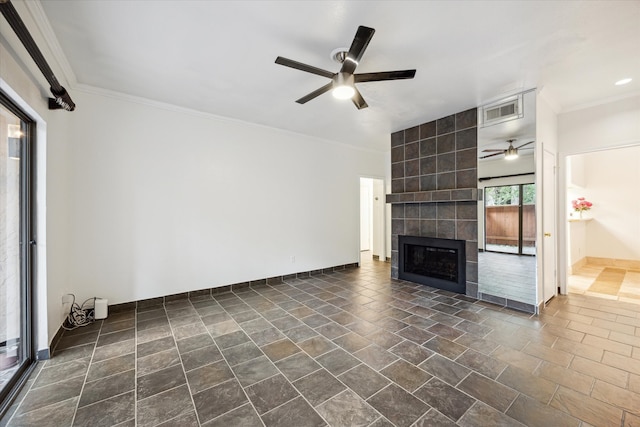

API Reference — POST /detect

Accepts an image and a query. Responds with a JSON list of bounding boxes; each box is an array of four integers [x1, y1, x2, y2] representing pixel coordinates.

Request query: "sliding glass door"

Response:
[[0, 92, 34, 409], [484, 183, 536, 255]]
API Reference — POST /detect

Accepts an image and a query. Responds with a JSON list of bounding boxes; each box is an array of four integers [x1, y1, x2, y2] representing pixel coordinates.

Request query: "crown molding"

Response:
[[560, 90, 640, 115], [22, 0, 77, 88]]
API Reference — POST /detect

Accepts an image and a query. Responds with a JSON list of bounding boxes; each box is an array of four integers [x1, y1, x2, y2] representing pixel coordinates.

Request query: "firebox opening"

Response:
[[398, 235, 466, 294]]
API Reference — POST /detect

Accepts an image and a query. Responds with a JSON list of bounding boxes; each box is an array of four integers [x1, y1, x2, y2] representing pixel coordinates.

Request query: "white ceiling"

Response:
[[36, 0, 640, 152]]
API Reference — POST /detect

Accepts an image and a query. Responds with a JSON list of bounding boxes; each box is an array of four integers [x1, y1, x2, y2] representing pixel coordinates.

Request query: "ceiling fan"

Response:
[[480, 139, 534, 160], [275, 25, 416, 109]]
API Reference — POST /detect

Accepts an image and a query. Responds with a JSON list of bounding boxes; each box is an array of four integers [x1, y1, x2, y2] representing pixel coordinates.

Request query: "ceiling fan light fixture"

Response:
[[332, 73, 355, 100], [504, 146, 518, 160]]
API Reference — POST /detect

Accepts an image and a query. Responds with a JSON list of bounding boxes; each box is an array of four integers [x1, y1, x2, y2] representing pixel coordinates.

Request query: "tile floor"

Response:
[[2, 256, 640, 426], [478, 251, 537, 309], [569, 263, 640, 304]]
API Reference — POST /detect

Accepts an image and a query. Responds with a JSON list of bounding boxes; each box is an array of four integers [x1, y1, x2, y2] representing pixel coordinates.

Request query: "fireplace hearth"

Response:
[[398, 235, 466, 294]]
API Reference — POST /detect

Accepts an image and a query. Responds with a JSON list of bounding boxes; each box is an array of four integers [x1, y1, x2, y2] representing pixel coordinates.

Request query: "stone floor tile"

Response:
[[316, 389, 379, 426], [316, 348, 361, 375], [220, 342, 261, 366], [337, 363, 390, 399], [367, 384, 429, 427], [354, 345, 398, 371], [389, 340, 433, 365], [591, 379, 640, 416], [260, 396, 325, 427], [423, 336, 467, 359], [7, 397, 78, 427], [72, 392, 134, 427], [231, 355, 279, 387], [137, 348, 181, 376], [570, 355, 628, 388], [245, 374, 299, 414], [298, 336, 336, 357], [137, 364, 186, 400], [414, 377, 475, 422], [156, 411, 199, 426], [506, 394, 580, 427], [201, 403, 260, 426], [137, 336, 176, 359], [497, 365, 557, 403], [332, 332, 371, 353], [458, 372, 518, 412], [380, 359, 431, 392], [455, 348, 507, 379], [458, 401, 524, 427], [137, 384, 194, 427], [292, 369, 346, 406], [274, 352, 321, 382], [86, 353, 135, 382], [186, 360, 234, 394], [551, 385, 624, 426], [261, 338, 300, 362], [418, 353, 470, 386], [413, 408, 458, 427], [78, 370, 135, 408], [192, 379, 247, 424]]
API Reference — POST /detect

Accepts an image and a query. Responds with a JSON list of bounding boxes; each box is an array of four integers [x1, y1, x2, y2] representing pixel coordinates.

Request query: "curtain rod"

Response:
[[0, 0, 75, 111], [478, 172, 534, 182]]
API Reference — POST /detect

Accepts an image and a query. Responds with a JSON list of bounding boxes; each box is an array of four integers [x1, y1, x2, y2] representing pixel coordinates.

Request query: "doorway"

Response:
[[0, 91, 36, 413], [359, 177, 385, 263], [484, 183, 536, 255]]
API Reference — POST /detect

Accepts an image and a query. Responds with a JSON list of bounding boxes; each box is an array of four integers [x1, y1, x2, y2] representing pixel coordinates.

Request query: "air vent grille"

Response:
[[480, 94, 523, 127]]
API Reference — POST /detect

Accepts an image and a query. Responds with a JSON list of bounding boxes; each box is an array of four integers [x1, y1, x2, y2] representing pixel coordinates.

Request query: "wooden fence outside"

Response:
[[485, 205, 536, 247]]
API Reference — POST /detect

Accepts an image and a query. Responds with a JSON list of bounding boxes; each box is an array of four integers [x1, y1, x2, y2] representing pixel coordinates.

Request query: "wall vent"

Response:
[[480, 94, 523, 127]]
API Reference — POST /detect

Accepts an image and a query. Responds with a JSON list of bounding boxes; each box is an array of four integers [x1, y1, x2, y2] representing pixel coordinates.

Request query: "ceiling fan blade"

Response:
[[351, 86, 368, 109], [479, 152, 504, 159], [275, 57, 335, 79], [354, 70, 416, 83], [482, 149, 505, 152], [295, 82, 334, 104], [516, 140, 535, 149], [341, 26, 375, 75]]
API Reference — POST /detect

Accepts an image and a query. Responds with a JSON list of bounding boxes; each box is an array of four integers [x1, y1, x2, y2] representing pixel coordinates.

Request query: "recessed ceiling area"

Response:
[[34, 0, 640, 151]]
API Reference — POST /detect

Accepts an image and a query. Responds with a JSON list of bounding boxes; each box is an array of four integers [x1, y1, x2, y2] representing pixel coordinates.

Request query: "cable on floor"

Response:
[[62, 294, 96, 330]]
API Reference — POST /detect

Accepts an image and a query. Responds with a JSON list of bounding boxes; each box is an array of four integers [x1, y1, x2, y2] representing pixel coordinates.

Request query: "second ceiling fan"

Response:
[[480, 139, 534, 160], [275, 26, 416, 109]]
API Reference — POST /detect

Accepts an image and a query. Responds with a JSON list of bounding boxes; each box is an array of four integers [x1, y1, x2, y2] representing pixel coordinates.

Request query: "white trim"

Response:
[[0, 78, 49, 355], [23, 0, 77, 87]]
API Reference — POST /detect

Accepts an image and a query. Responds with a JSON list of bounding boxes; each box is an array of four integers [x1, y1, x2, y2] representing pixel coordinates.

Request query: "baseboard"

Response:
[[585, 256, 640, 270], [570, 257, 587, 274]]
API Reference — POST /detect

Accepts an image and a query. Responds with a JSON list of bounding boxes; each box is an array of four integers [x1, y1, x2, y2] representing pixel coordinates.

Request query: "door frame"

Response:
[[0, 90, 37, 415], [483, 183, 536, 256]]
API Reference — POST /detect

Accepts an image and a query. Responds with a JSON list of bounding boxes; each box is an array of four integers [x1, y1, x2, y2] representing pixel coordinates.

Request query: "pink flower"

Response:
[[572, 197, 593, 212]]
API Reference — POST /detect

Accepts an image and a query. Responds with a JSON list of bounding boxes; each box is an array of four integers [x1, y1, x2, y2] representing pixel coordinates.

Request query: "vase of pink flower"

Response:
[[572, 197, 593, 219]]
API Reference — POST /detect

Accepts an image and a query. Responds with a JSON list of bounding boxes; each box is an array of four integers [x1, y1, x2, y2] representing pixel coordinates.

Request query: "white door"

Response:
[[543, 149, 557, 303]]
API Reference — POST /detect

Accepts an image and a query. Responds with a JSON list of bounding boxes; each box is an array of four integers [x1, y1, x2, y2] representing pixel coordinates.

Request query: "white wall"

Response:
[[558, 95, 640, 289], [64, 90, 385, 305], [568, 146, 640, 261]]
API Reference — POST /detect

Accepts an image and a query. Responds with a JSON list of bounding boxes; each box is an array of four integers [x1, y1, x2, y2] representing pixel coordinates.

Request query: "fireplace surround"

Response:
[[387, 108, 479, 298]]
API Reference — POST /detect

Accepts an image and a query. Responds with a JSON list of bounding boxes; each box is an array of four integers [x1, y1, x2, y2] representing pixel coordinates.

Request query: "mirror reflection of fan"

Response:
[[275, 26, 416, 109], [480, 139, 534, 160]]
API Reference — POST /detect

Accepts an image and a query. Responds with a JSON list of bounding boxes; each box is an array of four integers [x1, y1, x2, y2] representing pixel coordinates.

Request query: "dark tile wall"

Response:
[[389, 109, 479, 298]]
